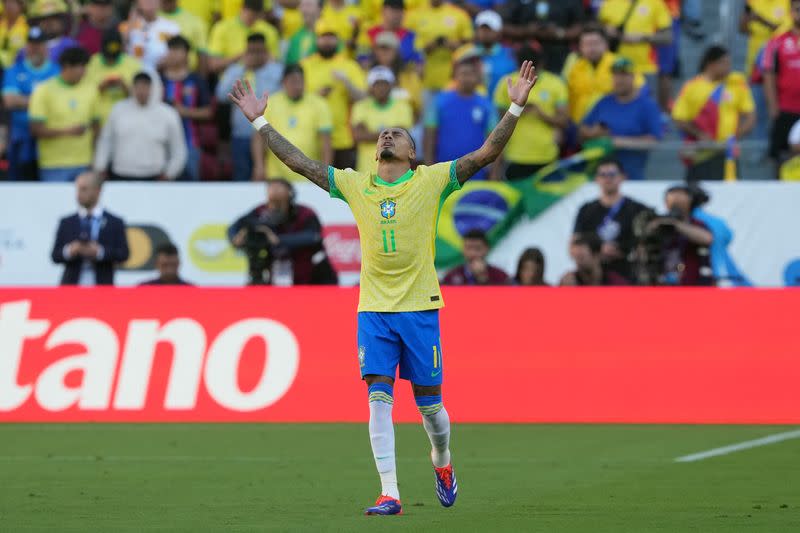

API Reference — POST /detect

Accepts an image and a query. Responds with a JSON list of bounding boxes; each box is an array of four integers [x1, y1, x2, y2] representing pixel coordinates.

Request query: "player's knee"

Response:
[[365, 374, 395, 387], [415, 394, 443, 416], [367, 382, 394, 406]]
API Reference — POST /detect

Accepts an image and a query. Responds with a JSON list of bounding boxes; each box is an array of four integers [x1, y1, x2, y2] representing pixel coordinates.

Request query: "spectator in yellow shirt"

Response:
[[207, 0, 280, 73], [85, 29, 142, 125], [739, 0, 790, 77], [252, 64, 333, 182], [599, 0, 672, 84], [29, 47, 100, 182], [318, 0, 361, 53], [408, 0, 473, 92], [564, 25, 646, 123], [0, 0, 28, 67], [368, 30, 423, 118], [301, 20, 366, 169], [351, 66, 414, 173], [493, 46, 568, 180], [672, 46, 755, 181]]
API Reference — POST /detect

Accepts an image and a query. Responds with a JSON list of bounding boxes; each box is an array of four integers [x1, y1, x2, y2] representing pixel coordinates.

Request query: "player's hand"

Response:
[[507, 60, 537, 107], [228, 79, 269, 122]]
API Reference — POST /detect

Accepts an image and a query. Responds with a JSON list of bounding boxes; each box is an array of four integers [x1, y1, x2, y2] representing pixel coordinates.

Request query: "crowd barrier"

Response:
[[1, 287, 797, 423]]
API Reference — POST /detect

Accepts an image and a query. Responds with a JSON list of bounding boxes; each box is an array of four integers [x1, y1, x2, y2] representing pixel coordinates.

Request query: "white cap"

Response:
[[475, 10, 502, 32], [367, 66, 396, 86]]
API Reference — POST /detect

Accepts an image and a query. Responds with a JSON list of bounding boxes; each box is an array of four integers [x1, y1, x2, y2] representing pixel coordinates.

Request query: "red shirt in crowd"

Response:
[[762, 30, 800, 114]]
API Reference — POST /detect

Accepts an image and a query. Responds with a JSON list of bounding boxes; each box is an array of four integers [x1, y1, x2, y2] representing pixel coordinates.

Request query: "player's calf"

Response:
[[416, 394, 458, 507]]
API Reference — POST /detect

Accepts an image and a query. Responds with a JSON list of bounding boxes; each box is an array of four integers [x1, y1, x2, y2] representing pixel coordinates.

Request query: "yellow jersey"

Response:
[[85, 53, 143, 125], [745, 0, 790, 75], [301, 53, 366, 150], [0, 14, 27, 68], [672, 73, 755, 141], [407, 3, 472, 90], [208, 17, 280, 60], [29, 76, 99, 169], [319, 3, 362, 43], [564, 51, 647, 122], [351, 97, 414, 173], [493, 71, 567, 165], [328, 161, 461, 312], [264, 91, 333, 182], [599, 0, 672, 75], [179, 0, 219, 26]]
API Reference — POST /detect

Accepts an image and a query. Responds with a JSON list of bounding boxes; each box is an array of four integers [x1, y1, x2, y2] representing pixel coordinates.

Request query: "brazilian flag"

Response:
[[435, 140, 612, 270]]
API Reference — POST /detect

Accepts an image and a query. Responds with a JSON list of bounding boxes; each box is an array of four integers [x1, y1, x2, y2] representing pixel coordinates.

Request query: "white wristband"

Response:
[[508, 103, 524, 117], [251, 116, 268, 130]]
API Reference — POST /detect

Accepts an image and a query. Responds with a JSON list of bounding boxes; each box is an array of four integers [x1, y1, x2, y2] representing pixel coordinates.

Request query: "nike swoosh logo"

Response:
[[431, 369, 442, 377], [375, 455, 392, 460], [364, 188, 376, 195]]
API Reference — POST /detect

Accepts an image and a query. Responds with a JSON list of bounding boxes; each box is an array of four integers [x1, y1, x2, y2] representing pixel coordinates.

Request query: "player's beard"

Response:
[[379, 148, 395, 160]]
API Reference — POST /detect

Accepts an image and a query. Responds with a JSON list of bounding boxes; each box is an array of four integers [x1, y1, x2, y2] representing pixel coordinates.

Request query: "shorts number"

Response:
[[382, 229, 397, 253]]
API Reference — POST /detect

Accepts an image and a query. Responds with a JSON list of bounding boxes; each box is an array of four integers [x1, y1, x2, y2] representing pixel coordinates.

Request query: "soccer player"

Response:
[[228, 60, 537, 516]]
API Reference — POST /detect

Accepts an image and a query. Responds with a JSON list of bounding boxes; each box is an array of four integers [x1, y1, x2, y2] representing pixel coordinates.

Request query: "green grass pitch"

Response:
[[1, 424, 798, 532]]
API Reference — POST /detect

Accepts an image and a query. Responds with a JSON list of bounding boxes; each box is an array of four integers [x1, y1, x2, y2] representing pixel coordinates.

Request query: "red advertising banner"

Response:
[[0, 288, 797, 423]]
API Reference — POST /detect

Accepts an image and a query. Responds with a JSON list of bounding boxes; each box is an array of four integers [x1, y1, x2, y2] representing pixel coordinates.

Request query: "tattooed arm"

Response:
[[455, 61, 538, 185], [257, 124, 330, 191], [229, 79, 330, 191]]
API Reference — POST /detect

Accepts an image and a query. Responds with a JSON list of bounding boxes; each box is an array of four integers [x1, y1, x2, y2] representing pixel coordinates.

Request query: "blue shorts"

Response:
[[357, 310, 443, 386]]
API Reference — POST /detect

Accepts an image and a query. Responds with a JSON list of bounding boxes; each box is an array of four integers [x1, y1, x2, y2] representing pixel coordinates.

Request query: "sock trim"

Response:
[[415, 394, 443, 415], [368, 383, 394, 405]]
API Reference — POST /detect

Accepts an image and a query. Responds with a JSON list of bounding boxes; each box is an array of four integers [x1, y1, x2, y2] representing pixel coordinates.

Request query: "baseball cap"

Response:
[[383, 0, 405, 9], [102, 29, 123, 57], [611, 56, 635, 74], [30, 0, 68, 18], [314, 19, 338, 37], [27, 26, 47, 44], [452, 44, 480, 64], [367, 66, 396, 86], [475, 10, 502, 32], [375, 30, 400, 49]]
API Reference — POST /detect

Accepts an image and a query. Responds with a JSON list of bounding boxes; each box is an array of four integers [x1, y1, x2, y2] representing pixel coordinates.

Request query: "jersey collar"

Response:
[[374, 168, 414, 187]]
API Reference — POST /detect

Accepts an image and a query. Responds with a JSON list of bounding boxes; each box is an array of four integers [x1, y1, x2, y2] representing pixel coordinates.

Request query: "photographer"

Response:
[[228, 178, 338, 286], [634, 185, 714, 286]]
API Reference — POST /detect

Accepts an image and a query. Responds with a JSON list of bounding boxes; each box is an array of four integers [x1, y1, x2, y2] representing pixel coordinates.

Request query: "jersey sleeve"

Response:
[[28, 84, 48, 123], [2, 65, 19, 94], [424, 161, 461, 199], [328, 167, 361, 202], [735, 76, 756, 114], [670, 82, 695, 121]]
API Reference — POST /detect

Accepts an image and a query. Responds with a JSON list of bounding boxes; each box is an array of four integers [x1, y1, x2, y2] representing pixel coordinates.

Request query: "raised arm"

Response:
[[228, 79, 330, 191], [454, 61, 537, 184]]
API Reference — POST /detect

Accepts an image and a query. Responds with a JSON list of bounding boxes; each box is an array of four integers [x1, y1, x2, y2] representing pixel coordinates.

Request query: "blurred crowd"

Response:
[[3, 0, 800, 183]]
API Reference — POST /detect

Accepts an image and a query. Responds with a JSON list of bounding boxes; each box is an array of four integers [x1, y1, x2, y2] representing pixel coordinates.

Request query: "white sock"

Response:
[[368, 398, 399, 500], [422, 406, 451, 468]]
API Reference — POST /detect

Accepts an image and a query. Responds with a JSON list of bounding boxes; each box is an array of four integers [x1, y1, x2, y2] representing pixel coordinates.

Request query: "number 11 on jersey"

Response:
[[382, 229, 396, 253]]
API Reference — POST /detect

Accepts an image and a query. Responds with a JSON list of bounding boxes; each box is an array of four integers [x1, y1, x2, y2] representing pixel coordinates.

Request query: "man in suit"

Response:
[[51, 171, 130, 285]]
